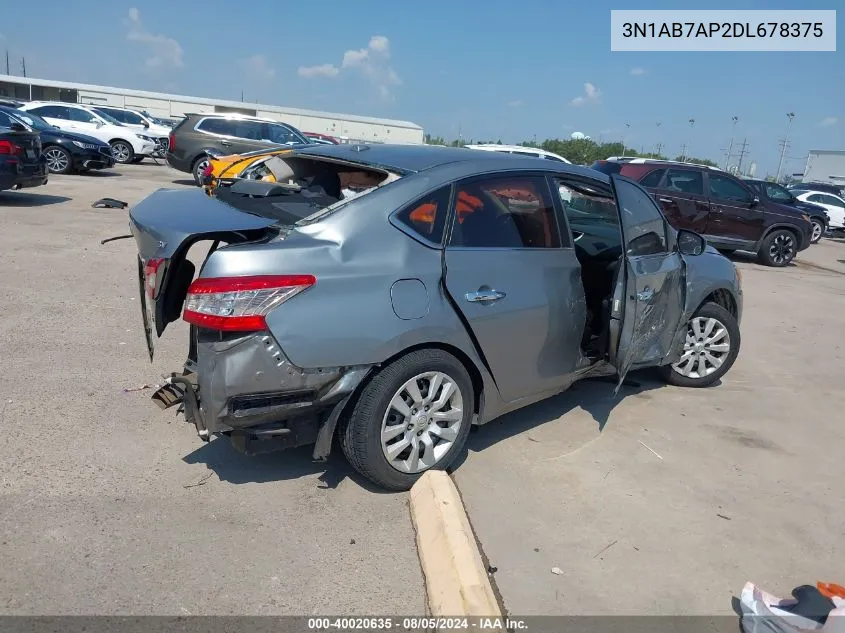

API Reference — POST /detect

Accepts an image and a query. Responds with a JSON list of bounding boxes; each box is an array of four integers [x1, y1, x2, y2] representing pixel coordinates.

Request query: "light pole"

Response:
[[621, 123, 631, 156], [775, 112, 796, 183], [724, 116, 738, 170], [683, 118, 695, 162]]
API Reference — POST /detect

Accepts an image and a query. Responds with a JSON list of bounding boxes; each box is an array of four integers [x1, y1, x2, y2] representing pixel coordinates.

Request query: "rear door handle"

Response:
[[658, 197, 672, 203], [220, 140, 231, 146], [466, 289, 506, 303]]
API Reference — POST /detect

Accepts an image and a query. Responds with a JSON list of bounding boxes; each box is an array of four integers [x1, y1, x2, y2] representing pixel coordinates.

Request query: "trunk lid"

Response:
[[129, 188, 280, 360], [2, 128, 42, 165]]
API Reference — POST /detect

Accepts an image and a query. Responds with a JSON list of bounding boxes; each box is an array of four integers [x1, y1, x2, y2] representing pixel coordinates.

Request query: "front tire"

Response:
[[757, 229, 797, 267], [809, 219, 824, 244], [659, 302, 740, 388], [110, 140, 134, 164], [340, 349, 474, 491], [43, 145, 73, 174]]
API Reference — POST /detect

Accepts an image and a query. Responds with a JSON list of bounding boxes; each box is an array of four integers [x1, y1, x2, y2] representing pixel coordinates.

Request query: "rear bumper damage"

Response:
[[152, 330, 370, 459]]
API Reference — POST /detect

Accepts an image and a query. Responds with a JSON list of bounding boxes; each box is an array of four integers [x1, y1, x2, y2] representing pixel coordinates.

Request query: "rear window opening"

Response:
[[213, 155, 401, 226]]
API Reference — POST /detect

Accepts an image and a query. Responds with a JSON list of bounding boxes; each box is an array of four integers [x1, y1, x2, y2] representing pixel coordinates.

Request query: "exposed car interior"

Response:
[[213, 155, 398, 224], [555, 180, 624, 360]]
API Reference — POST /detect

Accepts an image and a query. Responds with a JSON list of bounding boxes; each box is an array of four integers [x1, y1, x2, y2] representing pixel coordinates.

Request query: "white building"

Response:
[[802, 149, 845, 186], [0, 74, 424, 145]]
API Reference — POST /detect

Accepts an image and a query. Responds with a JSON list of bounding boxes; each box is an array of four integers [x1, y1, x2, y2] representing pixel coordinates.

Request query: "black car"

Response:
[[744, 178, 830, 244], [1, 106, 115, 174], [788, 181, 845, 198], [0, 110, 47, 192], [166, 113, 312, 185]]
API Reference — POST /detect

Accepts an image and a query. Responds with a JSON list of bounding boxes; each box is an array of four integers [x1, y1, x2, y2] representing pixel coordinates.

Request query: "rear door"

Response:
[[608, 176, 686, 388], [646, 167, 710, 234], [196, 118, 267, 154], [705, 172, 764, 245], [442, 173, 585, 402]]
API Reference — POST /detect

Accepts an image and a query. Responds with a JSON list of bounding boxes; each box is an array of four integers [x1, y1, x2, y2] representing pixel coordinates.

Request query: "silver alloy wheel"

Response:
[[44, 148, 70, 173], [768, 232, 795, 265], [195, 158, 210, 181], [671, 316, 731, 379], [380, 371, 464, 474], [811, 221, 823, 243], [111, 142, 131, 163]]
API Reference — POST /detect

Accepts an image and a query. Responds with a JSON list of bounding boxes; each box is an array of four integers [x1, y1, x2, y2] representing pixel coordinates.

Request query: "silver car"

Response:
[[129, 144, 743, 491]]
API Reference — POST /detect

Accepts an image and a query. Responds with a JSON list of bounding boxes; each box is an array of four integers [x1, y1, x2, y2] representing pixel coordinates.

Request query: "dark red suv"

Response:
[[591, 158, 812, 267]]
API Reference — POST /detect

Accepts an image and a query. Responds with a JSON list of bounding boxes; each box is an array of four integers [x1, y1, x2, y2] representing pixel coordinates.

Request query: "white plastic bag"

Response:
[[740, 582, 845, 633]]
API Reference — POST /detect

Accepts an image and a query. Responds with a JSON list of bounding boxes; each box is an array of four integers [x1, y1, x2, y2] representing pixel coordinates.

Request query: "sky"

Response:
[[2, 0, 843, 177]]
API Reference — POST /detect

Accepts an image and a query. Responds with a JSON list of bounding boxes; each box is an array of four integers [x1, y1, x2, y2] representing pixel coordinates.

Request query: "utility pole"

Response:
[[736, 138, 749, 175], [20, 57, 26, 77], [5, 50, 9, 75], [680, 142, 688, 161], [654, 142, 664, 156], [775, 112, 796, 182], [723, 116, 739, 169]]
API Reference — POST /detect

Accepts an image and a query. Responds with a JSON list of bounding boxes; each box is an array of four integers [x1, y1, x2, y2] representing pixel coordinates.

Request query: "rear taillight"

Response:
[[168, 132, 175, 152], [0, 140, 24, 156], [144, 258, 165, 299], [182, 275, 316, 332]]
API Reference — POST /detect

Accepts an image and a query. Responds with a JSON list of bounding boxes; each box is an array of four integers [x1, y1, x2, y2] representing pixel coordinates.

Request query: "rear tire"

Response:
[[192, 155, 210, 186], [757, 229, 797, 267], [110, 140, 134, 164], [340, 349, 474, 491], [809, 219, 824, 244], [659, 302, 740, 388]]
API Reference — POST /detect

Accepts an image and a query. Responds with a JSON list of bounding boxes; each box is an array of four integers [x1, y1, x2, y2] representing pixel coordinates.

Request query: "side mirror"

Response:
[[143, 121, 150, 128], [677, 229, 706, 256], [95, 120, 104, 128], [9, 122, 26, 132], [751, 195, 760, 205]]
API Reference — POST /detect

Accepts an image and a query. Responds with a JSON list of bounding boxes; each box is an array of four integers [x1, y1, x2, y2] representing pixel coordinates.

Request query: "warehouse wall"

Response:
[[804, 152, 845, 185]]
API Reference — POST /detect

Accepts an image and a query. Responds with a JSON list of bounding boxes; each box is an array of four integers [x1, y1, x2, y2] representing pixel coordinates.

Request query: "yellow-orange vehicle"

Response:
[[202, 148, 294, 193]]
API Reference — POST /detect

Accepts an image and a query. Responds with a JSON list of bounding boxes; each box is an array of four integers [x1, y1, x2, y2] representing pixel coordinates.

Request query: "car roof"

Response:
[[293, 143, 606, 180], [603, 157, 723, 171], [183, 112, 276, 122]]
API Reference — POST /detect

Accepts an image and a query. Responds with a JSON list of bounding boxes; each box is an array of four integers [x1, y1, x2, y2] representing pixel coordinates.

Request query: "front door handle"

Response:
[[466, 289, 506, 303], [658, 197, 672, 203], [220, 140, 231, 146], [636, 288, 654, 302]]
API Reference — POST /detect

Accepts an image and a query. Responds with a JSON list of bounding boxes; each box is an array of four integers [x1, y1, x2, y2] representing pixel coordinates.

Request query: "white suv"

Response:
[[465, 143, 572, 164], [89, 105, 172, 157], [17, 101, 157, 164]]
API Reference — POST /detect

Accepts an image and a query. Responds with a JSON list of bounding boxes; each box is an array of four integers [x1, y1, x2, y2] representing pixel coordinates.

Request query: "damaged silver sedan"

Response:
[[129, 144, 743, 491]]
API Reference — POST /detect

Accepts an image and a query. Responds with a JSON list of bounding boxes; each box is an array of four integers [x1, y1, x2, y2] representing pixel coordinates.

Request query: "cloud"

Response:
[[507, 99, 523, 108], [298, 63, 340, 78], [126, 8, 183, 70], [299, 35, 401, 100], [241, 54, 275, 81], [820, 117, 838, 127], [630, 67, 647, 76], [570, 82, 601, 107]]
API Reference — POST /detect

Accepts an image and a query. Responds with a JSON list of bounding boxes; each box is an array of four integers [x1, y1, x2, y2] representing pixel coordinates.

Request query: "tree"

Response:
[[673, 155, 718, 167], [424, 134, 447, 146]]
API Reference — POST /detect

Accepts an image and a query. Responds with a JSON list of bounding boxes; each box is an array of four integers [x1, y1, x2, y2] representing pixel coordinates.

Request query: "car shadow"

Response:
[[450, 370, 669, 470], [0, 191, 71, 206], [171, 179, 197, 187], [182, 436, 393, 493], [79, 170, 122, 178], [724, 250, 798, 269]]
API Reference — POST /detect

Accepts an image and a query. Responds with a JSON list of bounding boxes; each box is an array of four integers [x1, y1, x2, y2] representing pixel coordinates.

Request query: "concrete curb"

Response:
[[409, 471, 503, 619]]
